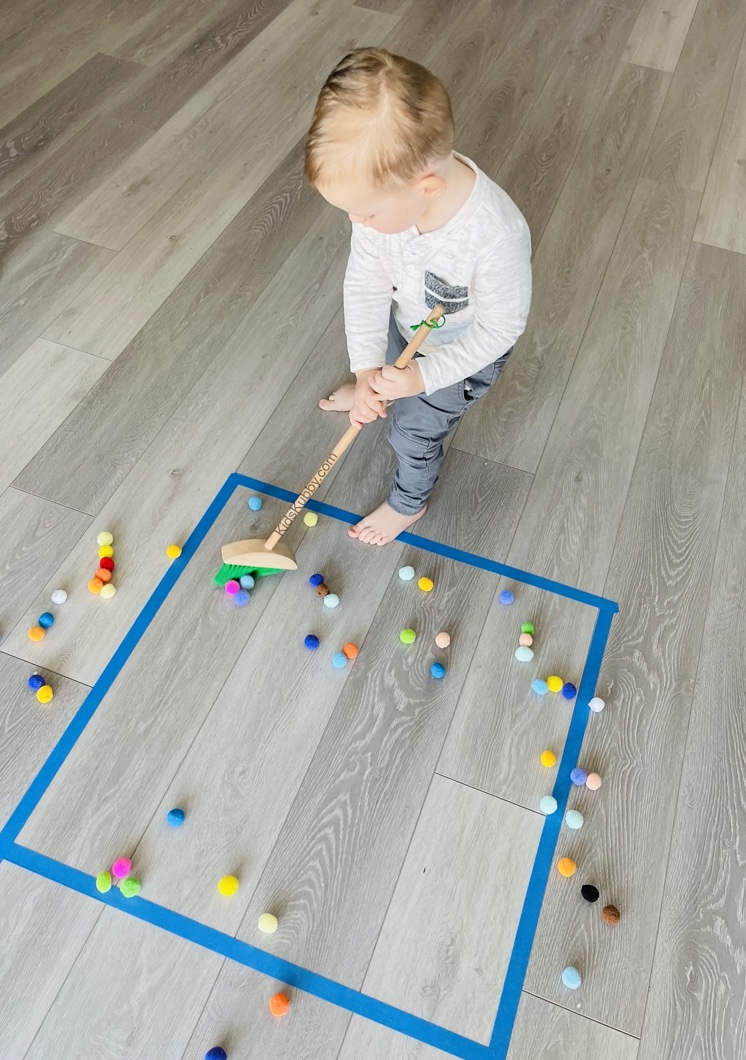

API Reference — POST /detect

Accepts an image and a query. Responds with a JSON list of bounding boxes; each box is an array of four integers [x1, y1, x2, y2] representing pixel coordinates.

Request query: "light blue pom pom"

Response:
[[234, 589, 250, 606], [531, 679, 549, 695], [248, 496, 262, 511], [430, 662, 446, 679], [539, 795, 558, 815], [332, 652, 347, 668], [398, 565, 415, 581], [499, 589, 514, 605], [561, 966, 581, 990], [239, 574, 255, 589], [167, 808, 185, 827], [565, 809, 584, 830]]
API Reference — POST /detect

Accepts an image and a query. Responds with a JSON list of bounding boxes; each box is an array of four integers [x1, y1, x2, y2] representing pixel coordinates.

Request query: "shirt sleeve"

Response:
[[343, 224, 394, 374], [417, 223, 532, 394]]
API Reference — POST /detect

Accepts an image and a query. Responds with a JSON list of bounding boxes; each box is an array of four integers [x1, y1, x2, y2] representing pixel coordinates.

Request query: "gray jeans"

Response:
[[385, 314, 513, 515]]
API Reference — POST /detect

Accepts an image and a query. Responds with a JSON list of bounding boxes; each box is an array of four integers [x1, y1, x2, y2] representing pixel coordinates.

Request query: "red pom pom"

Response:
[[99, 557, 115, 571]]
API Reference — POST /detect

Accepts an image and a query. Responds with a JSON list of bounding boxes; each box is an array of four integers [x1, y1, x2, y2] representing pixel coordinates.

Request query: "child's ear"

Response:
[[418, 173, 445, 200]]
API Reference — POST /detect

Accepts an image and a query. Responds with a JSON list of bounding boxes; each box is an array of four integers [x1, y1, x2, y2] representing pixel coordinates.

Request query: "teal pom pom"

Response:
[[561, 966, 581, 989]]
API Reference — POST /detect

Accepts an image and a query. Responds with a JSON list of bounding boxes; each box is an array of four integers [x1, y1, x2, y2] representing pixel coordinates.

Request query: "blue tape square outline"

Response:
[[0, 472, 617, 1059]]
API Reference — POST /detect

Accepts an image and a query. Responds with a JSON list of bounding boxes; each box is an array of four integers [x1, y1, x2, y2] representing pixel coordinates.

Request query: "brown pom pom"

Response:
[[316, 584, 330, 597], [602, 904, 621, 925]]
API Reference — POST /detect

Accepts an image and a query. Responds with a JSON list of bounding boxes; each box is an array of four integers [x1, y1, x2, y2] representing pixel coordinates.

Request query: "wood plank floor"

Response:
[[1, 1, 745, 1058]]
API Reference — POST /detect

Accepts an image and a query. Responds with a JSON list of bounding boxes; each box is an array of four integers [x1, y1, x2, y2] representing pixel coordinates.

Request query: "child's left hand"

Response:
[[370, 362, 425, 401]]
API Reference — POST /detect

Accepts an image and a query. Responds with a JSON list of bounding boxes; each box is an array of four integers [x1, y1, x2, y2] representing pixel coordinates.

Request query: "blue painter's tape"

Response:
[[0, 475, 239, 847], [488, 606, 615, 1057], [0, 841, 490, 1060], [231, 474, 619, 614]]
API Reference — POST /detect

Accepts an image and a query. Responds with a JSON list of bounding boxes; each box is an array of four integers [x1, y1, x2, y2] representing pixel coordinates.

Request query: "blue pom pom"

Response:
[[205, 1049, 228, 1060], [431, 661, 446, 679], [304, 634, 320, 649], [38, 612, 55, 629], [233, 589, 250, 606], [28, 673, 45, 691], [332, 652, 347, 668], [561, 682, 577, 700], [499, 590, 514, 605], [239, 574, 255, 589], [309, 573, 324, 587], [570, 767, 587, 786], [561, 966, 581, 990], [531, 679, 549, 695], [565, 809, 584, 830], [248, 496, 262, 511], [539, 795, 558, 815], [167, 808, 185, 827]]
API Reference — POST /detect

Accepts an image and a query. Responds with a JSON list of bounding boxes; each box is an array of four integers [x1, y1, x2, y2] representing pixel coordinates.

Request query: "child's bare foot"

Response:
[[319, 383, 355, 412], [349, 501, 426, 546]]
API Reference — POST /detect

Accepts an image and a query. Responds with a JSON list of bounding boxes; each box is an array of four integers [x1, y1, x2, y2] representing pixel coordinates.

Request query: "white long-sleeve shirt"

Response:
[[343, 153, 532, 394]]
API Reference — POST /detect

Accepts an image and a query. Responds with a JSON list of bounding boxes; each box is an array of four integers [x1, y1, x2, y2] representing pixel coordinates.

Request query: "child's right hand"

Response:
[[350, 371, 387, 428]]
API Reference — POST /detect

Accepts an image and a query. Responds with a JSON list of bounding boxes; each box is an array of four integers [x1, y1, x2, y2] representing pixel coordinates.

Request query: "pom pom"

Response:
[[36, 685, 54, 704], [561, 682, 577, 700], [98, 545, 114, 559], [233, 590, 251, 606], [518, 633, 533, 647], [398, 565, 415, 581], [499, 589, 514, 605], [112, 858, 132, 879], [88, 578, 103, 594], [531, 678, 549, 695], [51, 588, 68, 604], [431, 661, 446, 679], [316, 584, 330, 597], [400, 628, 416, 644], [515, 646, 534, 662], [304, 634, 320, 650], [589, 696, 605, 713], [343, 643, 358, 659], [540, 750, 557, 768], [269, 992, 290, 1017], [248, 496, 263, 511], [309, 573, 324, 586], [435, 631, 450, 649], [97, 531, 114, 546], [258, 913, 278, 934], [303, 511, 318, 527], [120, 877, 141, 898], [166, 544, 182, 559], [37, 613, 55, 630], [546, 675, 563, 693], [570, 767, 587, 786], [323, 593, 340, 608], [167, 808, 185, 827], [558, 857, 576, 877], [218, 875, 239, 896], [418, 577, 434, 592], [28, 626, 45, 641], [586, 772, 602, 790], [332, 652, 347, 668], [561, 966, 581, 990], [205, 1049, 227, 1060], [239, 574, 255, 589], [520, 622, 535, 635], [95, 871, 112, 892], [602, 904, 621, 925], [100, 584, 116, 599], [581, 884, 600, 903], [28, 673, 45, 691], [225, 579, 240, 595], [539, 795, 558, 815], [565, 809, 584, 830], [95, 568, 112, 583], [99, 557, 115, 571]]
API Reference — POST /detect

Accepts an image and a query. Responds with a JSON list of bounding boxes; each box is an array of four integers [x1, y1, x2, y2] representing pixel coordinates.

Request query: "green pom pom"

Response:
[[120, 876, 141, 898], [95, 871, 112, 893], [520, 622, 535, 635], [400, 628, 416, 644]]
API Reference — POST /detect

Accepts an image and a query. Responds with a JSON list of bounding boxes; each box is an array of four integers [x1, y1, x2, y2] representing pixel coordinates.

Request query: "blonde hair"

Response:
[[304, 48, 454, 188]]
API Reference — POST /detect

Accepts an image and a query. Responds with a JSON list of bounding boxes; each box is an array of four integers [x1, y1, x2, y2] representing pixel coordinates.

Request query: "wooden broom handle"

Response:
[[264, 304, 445, 550]]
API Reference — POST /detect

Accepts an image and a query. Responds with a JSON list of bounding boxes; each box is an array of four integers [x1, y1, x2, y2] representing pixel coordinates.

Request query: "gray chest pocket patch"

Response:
[[424, 270, 469, 314]]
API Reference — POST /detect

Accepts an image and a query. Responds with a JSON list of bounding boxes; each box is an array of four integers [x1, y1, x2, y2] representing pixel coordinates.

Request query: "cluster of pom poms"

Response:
[[531, 675, 576, 699], [332, 643, 358, 669], [309, 573, 339, 608], [28, 672, 54, 703], [28, 585, 70, 642], [224, 572, 255, 606], [96, 856, 140, 898], [88, 531, 117, 598], [515, 621, 535, 663]]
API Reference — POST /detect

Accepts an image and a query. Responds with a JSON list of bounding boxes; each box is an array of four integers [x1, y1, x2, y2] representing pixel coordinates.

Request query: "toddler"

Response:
[[304, 48, 532, 545]]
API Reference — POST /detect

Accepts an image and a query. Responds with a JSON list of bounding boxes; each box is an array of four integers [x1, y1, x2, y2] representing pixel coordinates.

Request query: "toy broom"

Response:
[[215, 304, 445, 586]]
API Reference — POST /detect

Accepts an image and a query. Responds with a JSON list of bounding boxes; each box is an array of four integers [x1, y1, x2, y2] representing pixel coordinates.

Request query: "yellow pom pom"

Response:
[[166, 544, 182, 559], [28, 626, 45, 641], [540, 749, 557, 768], [547, 675, 563, 693], [558, 857, 576, 877], [98, 545, 114, 559], [218, 875, 239, 896], [303, 511, 318, 527], [100, 583, 116, 599], [418, 577, 434, 592], [96, 531, 114, 547], [37, 685, 54, 704], [258, 912, 278, 934]]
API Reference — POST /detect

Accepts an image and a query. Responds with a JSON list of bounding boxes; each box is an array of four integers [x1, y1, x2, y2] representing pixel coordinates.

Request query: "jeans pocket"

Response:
[[463, 347, 514, 403]]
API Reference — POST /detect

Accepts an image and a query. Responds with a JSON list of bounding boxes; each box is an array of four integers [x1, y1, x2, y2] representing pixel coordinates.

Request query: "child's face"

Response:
[[317, 173, 443, 235]]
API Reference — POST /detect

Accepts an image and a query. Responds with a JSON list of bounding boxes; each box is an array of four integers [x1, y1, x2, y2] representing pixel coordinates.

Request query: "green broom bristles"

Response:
[[214, 562, 285, 587]]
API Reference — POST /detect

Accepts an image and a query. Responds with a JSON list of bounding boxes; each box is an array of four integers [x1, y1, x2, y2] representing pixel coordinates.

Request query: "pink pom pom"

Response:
[[225, 580, 240, 595], [519, 633, 533, 647], [112, 857, 132, 879]]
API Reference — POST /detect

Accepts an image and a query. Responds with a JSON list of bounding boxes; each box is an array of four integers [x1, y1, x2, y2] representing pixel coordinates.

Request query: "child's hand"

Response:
[[370, 362, 425, 402], [350, 371, 387, 428]]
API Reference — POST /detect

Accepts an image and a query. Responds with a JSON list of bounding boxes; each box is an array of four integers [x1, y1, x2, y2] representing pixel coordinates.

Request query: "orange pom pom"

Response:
[[269, 992, 290, 1017], [88, 577, 103, 593], [95, 568, 112, 583], [342, 643, 358, 659], [28, 626, 45, 641], [558, 857, 577, 878]]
